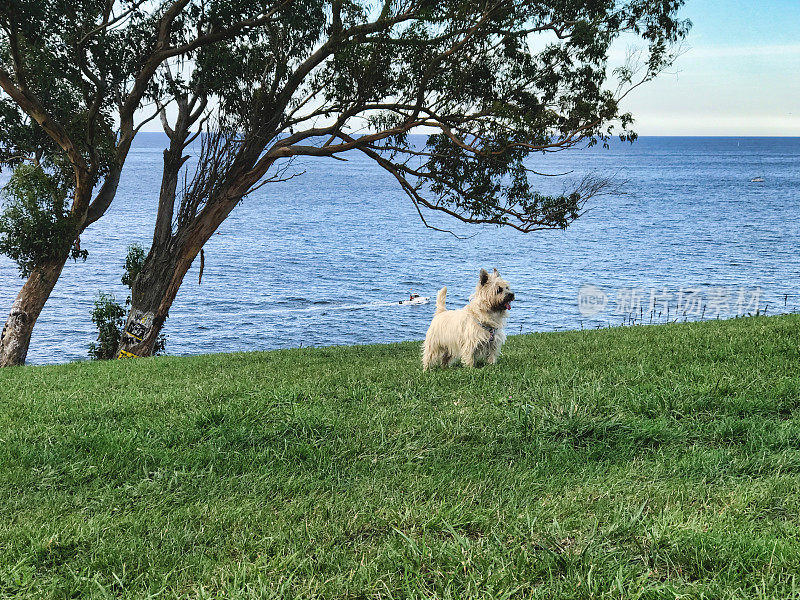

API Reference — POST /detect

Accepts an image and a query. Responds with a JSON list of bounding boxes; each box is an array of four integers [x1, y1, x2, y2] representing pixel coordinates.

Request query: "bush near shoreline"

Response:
[[1, 315, 799, 599]]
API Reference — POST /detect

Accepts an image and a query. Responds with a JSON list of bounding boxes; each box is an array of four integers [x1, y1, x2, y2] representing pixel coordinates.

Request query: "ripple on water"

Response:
[[1, 136, 799, 364]]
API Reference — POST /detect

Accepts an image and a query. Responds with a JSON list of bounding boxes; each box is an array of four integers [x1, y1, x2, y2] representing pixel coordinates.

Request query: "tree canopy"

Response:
[[176, 0, 689, 233]]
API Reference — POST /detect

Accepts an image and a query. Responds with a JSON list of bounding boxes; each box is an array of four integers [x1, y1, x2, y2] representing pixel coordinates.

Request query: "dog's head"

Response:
[[473, 268, 515, 314]]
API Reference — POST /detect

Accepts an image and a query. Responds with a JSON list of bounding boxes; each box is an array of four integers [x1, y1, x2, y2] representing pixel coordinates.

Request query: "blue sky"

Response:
[[620, 0, 800, 135]]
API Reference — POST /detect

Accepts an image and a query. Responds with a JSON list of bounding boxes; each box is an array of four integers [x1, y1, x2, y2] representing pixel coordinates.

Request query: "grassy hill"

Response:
[[1, 315, 799, 599]]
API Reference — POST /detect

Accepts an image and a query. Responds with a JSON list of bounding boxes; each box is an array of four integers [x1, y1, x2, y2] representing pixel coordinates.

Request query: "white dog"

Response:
[[422, 268, 515, 369]]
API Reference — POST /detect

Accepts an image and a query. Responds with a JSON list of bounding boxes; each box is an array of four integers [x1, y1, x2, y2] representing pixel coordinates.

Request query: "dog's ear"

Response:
[[493, 268, 500, 277], [479, 268, 489, 285]]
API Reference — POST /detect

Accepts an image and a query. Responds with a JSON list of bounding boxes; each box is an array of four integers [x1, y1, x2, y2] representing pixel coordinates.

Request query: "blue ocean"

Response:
[[1, 135, 798, 365]]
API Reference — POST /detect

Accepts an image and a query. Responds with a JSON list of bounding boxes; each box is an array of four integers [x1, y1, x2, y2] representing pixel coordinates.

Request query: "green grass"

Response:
[[1, 315, 800, 599]]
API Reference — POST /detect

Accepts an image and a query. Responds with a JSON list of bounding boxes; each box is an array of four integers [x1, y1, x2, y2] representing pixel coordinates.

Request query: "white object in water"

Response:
[[750, 176, 765, 182], [398, 293, 430, 305]]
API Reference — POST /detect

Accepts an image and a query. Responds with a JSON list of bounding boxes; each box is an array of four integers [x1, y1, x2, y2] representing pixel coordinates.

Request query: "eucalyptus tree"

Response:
[[117, 0, 689, 358], [0, 0, 286, 366]]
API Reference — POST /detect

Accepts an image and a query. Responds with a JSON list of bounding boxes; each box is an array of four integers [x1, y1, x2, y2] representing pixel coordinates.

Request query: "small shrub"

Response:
[[88, 293, 126, 360]]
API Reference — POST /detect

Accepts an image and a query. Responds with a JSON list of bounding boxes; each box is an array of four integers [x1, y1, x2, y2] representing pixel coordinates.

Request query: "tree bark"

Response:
[[0, 260, 66, 367]]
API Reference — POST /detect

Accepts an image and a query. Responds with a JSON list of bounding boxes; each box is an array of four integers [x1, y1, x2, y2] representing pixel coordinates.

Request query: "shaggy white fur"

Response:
[[422, 268, 515, 369]]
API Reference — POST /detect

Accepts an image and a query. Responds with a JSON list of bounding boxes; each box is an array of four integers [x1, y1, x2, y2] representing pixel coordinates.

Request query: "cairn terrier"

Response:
[[422, 268, 515, 369]]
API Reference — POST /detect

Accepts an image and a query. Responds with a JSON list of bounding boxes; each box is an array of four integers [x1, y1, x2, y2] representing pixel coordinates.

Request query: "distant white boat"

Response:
[[750, 176, 765, 182], [398, 293, 429, 305]]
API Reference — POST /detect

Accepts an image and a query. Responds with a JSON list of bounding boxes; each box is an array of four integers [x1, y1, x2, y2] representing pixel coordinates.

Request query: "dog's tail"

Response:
[[435, 286, 447, 314]]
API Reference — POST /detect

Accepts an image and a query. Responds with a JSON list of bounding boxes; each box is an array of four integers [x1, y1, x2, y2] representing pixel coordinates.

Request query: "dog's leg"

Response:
[[489, 333, 506, 365], [422, 341, 438, 370], [484, 342, 499, 364], [460, 342, 478, 367]]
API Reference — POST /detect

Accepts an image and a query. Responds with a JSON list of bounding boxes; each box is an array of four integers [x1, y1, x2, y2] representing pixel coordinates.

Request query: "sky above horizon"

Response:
[[619, 0, 800, 136], [140, 1, 800, 137]]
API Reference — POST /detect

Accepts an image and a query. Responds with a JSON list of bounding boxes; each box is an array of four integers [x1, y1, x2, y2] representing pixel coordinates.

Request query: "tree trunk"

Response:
[[0, 260, 66, 367], [116, 238, 200, 358]]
